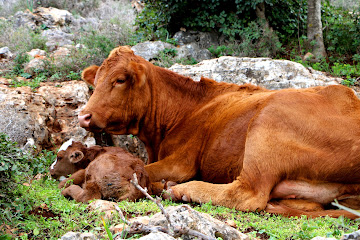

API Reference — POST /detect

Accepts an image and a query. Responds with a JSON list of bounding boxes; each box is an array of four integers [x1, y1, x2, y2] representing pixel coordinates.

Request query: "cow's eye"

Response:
[[116, 79, 126, 84]]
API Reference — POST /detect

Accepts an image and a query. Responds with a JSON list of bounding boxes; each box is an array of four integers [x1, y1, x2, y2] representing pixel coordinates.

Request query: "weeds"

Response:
[[1, 134, 358, 240]]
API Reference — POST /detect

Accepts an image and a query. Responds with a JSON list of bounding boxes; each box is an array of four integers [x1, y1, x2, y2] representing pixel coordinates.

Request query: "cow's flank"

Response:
[[78, 46, 360, 218]]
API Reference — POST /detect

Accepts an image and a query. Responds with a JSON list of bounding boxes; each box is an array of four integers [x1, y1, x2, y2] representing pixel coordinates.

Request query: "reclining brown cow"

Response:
[[50, 139, 150, 202], [77, 46, 360, 218]]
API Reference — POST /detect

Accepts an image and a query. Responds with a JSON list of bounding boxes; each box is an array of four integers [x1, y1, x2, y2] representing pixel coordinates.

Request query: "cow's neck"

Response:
[[138, 65, 265, 163]]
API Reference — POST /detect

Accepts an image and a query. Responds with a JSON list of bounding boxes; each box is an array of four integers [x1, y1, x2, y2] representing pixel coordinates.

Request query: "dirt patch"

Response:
[[28, 206, 60, 219]]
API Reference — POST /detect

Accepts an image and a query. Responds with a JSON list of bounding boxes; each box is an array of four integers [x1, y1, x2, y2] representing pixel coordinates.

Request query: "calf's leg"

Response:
[[61, 182, 101, 203], [58, 169, 86, 189]]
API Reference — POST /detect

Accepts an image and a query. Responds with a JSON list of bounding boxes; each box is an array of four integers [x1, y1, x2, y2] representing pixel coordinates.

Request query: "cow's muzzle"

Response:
[[78, 113, 92, 128]]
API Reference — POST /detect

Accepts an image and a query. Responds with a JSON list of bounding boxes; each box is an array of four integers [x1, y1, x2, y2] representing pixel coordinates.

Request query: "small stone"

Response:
[[225, 219, 237, 228], [138, 232, 176, 240], [0, 47, 13, 59]]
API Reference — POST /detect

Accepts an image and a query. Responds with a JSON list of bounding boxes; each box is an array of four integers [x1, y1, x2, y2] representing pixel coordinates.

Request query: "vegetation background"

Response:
[[0, 0, 360, 239]]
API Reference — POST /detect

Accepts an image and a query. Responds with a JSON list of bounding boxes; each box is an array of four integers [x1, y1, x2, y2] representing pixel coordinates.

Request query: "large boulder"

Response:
[[12, 7, 74, 30], [173, 30, 219, 49], [0, 81, 94, 151], [149, 205, 248, 240], [169, 56, 341, 89], [176, 43, 213, 62], [131, 41, 175, 61], [42, 29, 74, 51], [0, 80, 148, 161]]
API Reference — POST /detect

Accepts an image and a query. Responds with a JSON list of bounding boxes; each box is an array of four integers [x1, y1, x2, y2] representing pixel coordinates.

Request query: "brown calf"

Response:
[[50, 140, 150, 202]]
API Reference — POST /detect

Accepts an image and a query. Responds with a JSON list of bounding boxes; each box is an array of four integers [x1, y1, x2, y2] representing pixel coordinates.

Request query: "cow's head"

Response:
[[50, 139, 89, 180], [78, 46, 151, 135]]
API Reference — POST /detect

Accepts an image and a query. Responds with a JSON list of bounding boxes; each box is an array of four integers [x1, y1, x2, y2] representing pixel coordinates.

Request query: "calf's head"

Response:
[[50, 139, 89, 180], [78, 46, 151, 135]]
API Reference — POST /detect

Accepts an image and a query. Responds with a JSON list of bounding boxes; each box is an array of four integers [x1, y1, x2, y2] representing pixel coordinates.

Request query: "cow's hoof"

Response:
[[163, 186, 191, 203]]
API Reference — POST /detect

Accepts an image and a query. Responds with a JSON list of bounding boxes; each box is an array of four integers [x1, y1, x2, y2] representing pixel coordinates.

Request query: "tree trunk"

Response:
[[307, 0, 327, 59], [255, 2, 271, 31]]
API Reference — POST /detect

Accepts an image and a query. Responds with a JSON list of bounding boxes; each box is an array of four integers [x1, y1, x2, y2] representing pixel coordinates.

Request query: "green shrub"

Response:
[[0, 133, 54, 204], [322, 1, 360, 57]]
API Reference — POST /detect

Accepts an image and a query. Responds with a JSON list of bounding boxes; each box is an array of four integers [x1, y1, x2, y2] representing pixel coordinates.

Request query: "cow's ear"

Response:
[[129, 61, 147, 87], [82, 65, 99, 87], [69, 150, 84, 163]]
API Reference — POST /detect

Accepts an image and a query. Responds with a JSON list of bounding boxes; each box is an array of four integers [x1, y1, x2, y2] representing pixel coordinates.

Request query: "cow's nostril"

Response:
[[78, 113, 92, 128]]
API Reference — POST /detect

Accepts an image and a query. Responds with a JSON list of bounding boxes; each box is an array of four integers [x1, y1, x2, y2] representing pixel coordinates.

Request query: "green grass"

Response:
[[0, 132, 359, 240], [3, 174, 359, 240]]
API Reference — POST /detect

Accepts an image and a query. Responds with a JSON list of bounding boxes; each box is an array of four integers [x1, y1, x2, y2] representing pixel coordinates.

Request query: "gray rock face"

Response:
[[149, 205, 248, 240], [60, 231, 96, 240], [131, 41, 175, 61], [0, 81, 94, 150], [176, 43, 213, 62], [169, 56, 340, 89], [12, 7, 74, 30], [173, 31, 219, 48], [139, 232, 176, 240], [42, 29, 74, 51]]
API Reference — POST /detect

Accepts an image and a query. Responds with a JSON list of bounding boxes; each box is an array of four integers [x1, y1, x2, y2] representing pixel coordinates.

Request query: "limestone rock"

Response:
[[27, 49, 46, 58], [341, 230, 360, 240], [169, 56, 340, 89], [173, 31, 219, 48], [86, 200, 117, 220], [24, 58, 46, 74], [311, 237, 337, 240], [131, 41, 175, 61], [0, 81, 94, 151], [34, 7, 74, 27], [42, 29, 74, 51], [138, 232, 176, 240], [149, 205, 248, 240], [12, 7, 74, 30], [176, 43, 213, 62], [111, 135, 148, 163], [0, 47, 13, 59], [60, 231, 96, 240]]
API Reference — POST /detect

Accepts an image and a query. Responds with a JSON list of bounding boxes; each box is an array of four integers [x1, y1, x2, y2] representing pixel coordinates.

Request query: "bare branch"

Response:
[[130, 173, 216, 240]]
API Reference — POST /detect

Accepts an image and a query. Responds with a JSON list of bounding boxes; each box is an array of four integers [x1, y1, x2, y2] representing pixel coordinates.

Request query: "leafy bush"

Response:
[[0, 133, 54, 203], [136, 0, 306, 42], [0, 20, 47, 54], [322, 1, 360, 58]]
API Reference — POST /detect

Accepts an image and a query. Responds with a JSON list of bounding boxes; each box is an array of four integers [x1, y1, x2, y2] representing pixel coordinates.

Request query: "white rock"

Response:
[[149, 205, 248, 240], [169, 56, 341, 90]]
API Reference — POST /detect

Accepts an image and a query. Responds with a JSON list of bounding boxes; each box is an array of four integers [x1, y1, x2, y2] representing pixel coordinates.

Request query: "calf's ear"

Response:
[[82, 65, 99, 87], [129, 61, 147, 87], [69, 151, 85, 163]]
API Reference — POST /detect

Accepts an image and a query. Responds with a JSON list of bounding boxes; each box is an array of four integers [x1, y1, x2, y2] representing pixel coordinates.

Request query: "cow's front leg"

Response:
[[145, 156, 197, 183], [166, 179, 272, 212]]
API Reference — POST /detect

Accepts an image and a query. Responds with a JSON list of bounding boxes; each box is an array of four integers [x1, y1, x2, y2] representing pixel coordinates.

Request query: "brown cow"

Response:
[[78, 46, 360, 218], [50, 139, 151, 202]]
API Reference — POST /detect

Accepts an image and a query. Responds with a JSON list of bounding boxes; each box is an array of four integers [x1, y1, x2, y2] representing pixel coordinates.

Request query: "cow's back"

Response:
[[158, 85, 360, 184]]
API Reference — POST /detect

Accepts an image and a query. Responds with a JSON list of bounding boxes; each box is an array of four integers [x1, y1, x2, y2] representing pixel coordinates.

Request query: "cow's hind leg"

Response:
[[167, 178, 273, 212], [266, 200, 359, 219]]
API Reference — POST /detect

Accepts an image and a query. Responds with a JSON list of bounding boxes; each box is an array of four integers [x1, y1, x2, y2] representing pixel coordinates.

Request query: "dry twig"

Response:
[[130, 173, 216, 240]]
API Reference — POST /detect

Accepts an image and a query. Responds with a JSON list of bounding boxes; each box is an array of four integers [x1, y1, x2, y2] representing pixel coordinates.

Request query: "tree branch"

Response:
[[130, 173, 216, 240]]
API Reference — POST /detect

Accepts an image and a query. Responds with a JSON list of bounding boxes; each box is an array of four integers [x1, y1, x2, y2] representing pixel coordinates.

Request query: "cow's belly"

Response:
[[270, 180, 360, 205]]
